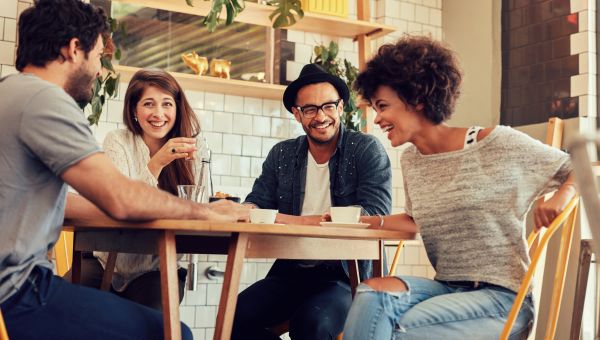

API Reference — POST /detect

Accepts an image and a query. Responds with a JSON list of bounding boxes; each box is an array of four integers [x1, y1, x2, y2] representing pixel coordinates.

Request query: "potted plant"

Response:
[[84, 18, 125, 125]]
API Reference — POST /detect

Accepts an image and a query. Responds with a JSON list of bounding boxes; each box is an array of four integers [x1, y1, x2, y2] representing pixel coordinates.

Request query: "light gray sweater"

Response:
[[401, 126, 571, 292]]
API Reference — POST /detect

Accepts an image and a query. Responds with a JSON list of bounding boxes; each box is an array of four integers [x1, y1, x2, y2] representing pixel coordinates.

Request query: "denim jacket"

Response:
[[245, 125, 392, 281]]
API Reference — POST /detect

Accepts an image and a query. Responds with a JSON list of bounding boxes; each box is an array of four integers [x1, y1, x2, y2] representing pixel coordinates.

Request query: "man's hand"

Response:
[[205, 199, 251, 222]]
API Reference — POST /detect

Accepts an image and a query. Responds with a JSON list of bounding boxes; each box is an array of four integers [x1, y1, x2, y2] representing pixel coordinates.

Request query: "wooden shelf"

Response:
[[116, 0, 395, 40], [115, 65, 286, 100]]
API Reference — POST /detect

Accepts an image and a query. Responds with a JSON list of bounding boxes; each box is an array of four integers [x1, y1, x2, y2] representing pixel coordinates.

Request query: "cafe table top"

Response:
[[64, 217, 416, 340]]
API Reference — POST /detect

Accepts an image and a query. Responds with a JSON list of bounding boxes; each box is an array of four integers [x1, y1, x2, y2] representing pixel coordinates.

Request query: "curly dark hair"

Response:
[[355, 35, 462, 124], [16, 0, 108, 71]]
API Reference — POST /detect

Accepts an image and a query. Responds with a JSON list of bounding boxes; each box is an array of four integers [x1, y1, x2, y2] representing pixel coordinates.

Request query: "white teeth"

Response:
[[149, 121, 166, 127], [382, 125, 394, 132], [314, 123, 331, 129]]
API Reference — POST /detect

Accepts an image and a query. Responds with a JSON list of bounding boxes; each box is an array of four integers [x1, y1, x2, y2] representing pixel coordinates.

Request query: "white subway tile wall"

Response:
[[1, 0, 443, 336]]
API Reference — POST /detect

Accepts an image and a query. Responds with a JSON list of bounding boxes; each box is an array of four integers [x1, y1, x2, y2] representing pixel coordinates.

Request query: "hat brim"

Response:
[[283, 73, 350, 113]]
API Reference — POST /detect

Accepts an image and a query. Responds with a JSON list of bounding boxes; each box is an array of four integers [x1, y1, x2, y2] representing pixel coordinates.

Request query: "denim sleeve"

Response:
[[244, 146, 280, 209], [354, 136, 392, 216]]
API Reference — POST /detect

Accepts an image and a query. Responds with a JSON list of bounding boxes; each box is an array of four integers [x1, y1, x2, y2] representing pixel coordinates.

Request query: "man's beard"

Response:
[[64, 65, 95, 107]]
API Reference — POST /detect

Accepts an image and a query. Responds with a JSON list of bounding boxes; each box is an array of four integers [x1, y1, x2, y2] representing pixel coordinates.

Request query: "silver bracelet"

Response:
[[376, 214, 384, 228]]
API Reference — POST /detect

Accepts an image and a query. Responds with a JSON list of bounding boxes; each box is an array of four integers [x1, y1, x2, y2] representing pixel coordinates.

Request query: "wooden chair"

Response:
[[0, 309, 8, 340], [53, 230, 117, 292], [500, 195, 579, 340], [54, 230, 74, 276]]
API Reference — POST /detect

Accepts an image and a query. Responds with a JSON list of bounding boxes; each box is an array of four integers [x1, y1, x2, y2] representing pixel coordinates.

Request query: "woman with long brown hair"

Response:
[[77, 69, 209, 310]]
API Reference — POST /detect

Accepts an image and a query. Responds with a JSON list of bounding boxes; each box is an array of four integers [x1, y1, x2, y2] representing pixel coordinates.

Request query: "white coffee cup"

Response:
[[330, 206, 361, 224], [250, 209, 278, 224]]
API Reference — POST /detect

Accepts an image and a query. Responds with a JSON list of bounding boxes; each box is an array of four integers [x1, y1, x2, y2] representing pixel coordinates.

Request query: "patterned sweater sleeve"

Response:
[[504, 127, 572, 199], [102, 130, 158, 187]]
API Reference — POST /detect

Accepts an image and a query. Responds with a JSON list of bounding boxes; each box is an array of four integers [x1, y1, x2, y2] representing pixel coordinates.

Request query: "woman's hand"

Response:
[[147, 137, 197, 178], [533, 174, 577, 231]]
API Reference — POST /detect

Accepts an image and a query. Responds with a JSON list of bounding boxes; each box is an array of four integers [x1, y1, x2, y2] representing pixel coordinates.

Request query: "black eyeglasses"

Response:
[[295, 98, 342, 119]]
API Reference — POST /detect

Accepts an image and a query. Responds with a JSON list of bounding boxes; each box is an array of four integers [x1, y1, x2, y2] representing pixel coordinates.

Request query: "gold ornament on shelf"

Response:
[[210, 59, 231, 79], [181, 52, 209, 75]]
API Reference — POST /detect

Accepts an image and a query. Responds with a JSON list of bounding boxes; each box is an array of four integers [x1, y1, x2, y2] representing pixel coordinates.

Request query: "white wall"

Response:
[[442, 0, 501, 127]]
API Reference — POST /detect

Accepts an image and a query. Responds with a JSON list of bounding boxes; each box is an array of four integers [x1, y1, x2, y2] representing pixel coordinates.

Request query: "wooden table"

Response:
[[64, 217, 416, 340]]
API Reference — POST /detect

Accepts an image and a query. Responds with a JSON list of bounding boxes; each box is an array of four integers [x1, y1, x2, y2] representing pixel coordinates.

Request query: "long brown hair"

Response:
[[123, 69, 200, 195]]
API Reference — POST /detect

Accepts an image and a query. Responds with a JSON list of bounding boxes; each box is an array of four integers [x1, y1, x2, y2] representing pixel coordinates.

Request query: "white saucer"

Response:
[[319, 221, 370, 229]]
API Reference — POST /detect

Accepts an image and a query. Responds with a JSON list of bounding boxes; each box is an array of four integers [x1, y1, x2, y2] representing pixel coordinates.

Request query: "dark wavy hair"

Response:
[[16, 0, 108, 71], [355, 35, 462, 124], [123, 69, 201, 196]]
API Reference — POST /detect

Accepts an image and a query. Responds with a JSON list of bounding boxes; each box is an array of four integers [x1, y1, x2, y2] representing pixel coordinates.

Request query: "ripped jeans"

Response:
[[342, 276, 534, 340]]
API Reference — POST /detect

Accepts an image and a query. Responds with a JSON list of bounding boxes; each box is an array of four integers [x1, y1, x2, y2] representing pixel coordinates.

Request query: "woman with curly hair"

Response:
[[342, 35, 577, 339]]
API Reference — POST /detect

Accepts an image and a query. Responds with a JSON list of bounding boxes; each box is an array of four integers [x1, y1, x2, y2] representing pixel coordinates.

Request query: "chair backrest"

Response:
[[0, 308, 9, 340], [54, 230, 74, 276], [500, 195, 579, 340]]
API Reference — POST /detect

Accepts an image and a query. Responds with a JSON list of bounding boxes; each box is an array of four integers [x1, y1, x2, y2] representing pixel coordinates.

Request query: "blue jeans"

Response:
[[1, 266, 192, 340], [343, 276, 534, 340]]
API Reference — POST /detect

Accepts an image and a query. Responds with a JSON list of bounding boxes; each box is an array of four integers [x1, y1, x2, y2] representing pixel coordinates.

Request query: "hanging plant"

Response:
[[186, 0, 303, 32], [312, 41, 362, 132], [85, 17, 126, 125]]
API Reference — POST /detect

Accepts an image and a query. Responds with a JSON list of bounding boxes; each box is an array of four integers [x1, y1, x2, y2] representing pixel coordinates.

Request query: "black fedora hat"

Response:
[[283, 63, 349, 113]]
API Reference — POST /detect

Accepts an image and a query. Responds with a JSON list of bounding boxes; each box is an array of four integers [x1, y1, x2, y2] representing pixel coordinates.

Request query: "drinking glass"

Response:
[[177, 185, 206, 203]]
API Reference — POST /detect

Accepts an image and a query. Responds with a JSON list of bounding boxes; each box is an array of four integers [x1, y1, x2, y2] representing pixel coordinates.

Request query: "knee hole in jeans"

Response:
[[363, 277, 408, 292]]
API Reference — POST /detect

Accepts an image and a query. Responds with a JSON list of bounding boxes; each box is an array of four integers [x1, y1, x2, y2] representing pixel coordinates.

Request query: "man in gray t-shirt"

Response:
[[0, 1, 248, 339]]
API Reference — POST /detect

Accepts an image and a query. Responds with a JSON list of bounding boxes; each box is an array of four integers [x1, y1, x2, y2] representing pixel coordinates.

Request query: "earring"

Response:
[[134, 115, 138, 122]]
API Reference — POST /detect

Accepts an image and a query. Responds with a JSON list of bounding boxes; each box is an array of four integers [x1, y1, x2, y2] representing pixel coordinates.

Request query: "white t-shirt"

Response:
[[301, 151, 331, 216]]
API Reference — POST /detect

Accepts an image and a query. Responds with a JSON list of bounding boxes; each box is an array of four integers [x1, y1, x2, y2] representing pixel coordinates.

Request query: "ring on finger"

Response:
[[171, 147, 177, 154]]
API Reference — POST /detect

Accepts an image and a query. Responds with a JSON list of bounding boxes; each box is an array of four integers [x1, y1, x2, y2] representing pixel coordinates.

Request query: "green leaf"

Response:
[[328, 41, 338, 59], [269, 0, 304, 28], [105, 77, 116, 97], [101, 56, 114, 72], [114, 47, 121, 61], [225, 3, 234, 25]]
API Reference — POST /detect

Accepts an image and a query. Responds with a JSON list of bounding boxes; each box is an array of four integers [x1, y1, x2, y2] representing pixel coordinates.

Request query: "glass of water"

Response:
[[177, 185, 206, 203]]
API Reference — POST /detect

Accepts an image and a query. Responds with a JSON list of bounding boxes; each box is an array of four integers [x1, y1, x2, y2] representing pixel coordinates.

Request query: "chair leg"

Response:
[[0, 308, 8, 340], [570, 240, 593, 340], [71, 250, 82, 284], [100, 252, 118, 291]]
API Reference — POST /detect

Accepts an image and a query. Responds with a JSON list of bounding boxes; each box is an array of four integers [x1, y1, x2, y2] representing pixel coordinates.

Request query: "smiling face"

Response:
[[372, 85, 425, 147], [292, 82, 342, 145], [134, 85, 177, 144]]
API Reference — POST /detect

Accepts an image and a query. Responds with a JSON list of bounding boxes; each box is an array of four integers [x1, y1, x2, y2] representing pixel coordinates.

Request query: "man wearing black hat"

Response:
[[235, 64, 392, 339]]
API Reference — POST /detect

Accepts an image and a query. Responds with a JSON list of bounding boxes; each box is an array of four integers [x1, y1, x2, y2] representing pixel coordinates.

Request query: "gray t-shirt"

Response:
[[401, 126, 571, 293], [0, 73, 101, 303]]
